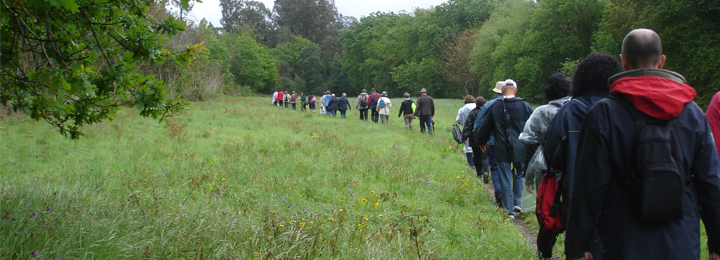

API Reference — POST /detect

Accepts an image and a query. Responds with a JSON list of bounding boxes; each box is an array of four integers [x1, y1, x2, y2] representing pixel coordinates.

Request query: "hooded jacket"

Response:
[[706, 92, 720, 153], [519, 96, 570, 188], [565, 69, 720, 259], [356, 93, 369, 109], [476, 97, 533, 162]]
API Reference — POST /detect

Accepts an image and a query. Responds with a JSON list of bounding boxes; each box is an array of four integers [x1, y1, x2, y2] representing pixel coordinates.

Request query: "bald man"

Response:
[[566, 29, 720, 260]]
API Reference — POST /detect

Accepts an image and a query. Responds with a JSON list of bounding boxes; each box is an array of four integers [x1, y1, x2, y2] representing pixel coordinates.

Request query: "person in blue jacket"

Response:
[[565, 29, 720, 260], [338, 93, 351, 118]]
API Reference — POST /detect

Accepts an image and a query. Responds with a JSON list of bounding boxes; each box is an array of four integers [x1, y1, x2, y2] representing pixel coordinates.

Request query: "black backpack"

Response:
[[360, 94, 368, 108], [610, 95, 685, 222], [452, 124, 463, 151]]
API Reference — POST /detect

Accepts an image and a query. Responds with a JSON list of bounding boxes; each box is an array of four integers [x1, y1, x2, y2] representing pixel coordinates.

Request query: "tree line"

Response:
[[1, 0, 718, 137]]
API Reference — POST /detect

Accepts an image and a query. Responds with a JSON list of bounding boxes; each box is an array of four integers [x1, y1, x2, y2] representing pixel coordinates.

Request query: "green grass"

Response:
[[1, 96, 537, 259]]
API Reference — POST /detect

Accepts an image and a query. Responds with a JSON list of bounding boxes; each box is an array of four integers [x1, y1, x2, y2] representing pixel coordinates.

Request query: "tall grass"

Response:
[[1, 96, 536, 259]]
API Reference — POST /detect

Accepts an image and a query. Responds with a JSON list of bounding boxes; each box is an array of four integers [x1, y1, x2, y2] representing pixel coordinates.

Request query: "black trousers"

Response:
[[471, 146, 489, 176], [537, 228, 558, 258], [371, 109, 379, 122], [359, 109, 368, 120]]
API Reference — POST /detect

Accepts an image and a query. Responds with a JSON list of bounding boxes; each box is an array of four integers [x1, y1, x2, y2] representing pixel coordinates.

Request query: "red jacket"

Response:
[[706, 91, 720, 154]]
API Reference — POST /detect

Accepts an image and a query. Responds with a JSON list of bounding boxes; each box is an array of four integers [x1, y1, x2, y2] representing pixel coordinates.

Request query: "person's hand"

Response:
[[525, 184, 534, 194], [480, 143, 489, 152], [574, 252, 593, 260], [710, 253, 720, 260]]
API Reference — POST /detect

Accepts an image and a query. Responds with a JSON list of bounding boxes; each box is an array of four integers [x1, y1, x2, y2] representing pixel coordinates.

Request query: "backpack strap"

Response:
[[608, 95, 646, 183]]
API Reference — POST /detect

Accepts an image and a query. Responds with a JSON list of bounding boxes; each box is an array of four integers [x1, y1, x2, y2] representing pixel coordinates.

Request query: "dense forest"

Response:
[[1, 0, 719, 136]]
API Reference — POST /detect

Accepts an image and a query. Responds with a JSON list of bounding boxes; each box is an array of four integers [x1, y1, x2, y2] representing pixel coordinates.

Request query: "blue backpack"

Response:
[[378, 98, 386, 109]]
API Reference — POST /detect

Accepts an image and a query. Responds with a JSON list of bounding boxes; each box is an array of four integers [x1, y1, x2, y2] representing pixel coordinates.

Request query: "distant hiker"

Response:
[[415, 88, 435, 134], [565, 29, 720, 260], [277, 90, 284, 107], [517, 73, 570, 259], [368, 89, 382, 123], [356, 89, 370, 121], [300, 92, 307, 112], [284, 91, 291, 108], [457, 95, 477, 168], [474, 81, 505, 206], [308, 91, 316, 111], [290, 91, 298, 110], [338, 93, 351, 119], [543, 53, 623, 260], [463, 96, 489, 181], [328, 94, 339, 117], [318, 92, 326, 115], [272, 90, 278, 106], [323, 91, 332, 116], [519, 73, 570, 194], [376, 91, 392, 124], [398, 93, 415, 130], [476, 79, 533, 219]]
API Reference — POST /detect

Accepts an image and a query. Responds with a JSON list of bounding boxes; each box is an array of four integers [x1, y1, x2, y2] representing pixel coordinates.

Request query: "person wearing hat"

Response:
[[473, 81, 507, 206], [476, 79, 533, 219], [398, 92, 416, 130], [368, 88, 382, 123], [415, 88, 435, 134], [376, 91, 392, 124], [356, 89, 370, 121]]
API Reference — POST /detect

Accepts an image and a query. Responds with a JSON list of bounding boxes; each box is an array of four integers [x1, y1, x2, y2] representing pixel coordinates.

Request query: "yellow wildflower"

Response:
[[362, 199, 368, 203], [373, 203, 379, 208], [370, 191, 375, 194], [299, 222, 305, 227], [364, 216, 369, 220]]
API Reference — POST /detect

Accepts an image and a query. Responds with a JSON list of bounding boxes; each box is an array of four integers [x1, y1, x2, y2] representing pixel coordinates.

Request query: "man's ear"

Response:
[[657, 55, 666, 69], [620, 54, 631, 71]]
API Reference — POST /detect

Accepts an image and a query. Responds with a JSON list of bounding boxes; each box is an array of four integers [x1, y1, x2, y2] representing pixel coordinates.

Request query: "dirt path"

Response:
[[481, 180, 538, 252]]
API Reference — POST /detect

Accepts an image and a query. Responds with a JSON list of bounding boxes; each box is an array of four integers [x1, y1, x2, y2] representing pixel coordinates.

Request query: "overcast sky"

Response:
[[188, 0, 450, 27]]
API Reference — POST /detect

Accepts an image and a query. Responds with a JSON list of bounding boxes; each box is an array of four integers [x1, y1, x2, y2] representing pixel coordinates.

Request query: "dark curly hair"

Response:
[[570, 52, 623, 97], [545, 73, 570, 101]]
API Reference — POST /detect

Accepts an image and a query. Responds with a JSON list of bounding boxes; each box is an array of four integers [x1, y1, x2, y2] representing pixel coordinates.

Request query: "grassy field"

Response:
[[1, 96, 538, 259]]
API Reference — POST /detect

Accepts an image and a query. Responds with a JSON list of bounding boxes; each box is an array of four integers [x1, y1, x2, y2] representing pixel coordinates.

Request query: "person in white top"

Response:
[[376, 91, 393, 124]]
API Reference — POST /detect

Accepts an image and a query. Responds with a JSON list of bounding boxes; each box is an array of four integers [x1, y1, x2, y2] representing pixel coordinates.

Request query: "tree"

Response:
[[273, 0, 341, 44], [441, 29, 480, 97], [219, 0, 273, 43], [225, 31, 279, 93], [0, 0, 192, 138]]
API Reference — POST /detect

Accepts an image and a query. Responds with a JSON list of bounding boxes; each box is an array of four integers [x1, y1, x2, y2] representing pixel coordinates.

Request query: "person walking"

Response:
[[457, 95, 477, 168], [398, 93, 415, 130], [474, 81, 506, 206], [328, 94, 339, 117], [415, 88, 435, 134], [368, 89, 382, 123], [356, 89, 370, 121], [308, 91, 316, 112], [322, 91, 332, 115], [277, 90, 284, 107], [300, 92, 307, 111], [376, 91, 392, 124], [520, 73, 570, 193], [272, 90, 278, 106], [338, 93, 351, 118], [517, 73, 570, 259], [564, 29, 720, 260], [476, 79, 533, 219], [542, 53, 623, 260], [284, 91, 291, 108], [290, 91, 298, 110], [463, 96, 490, 181]]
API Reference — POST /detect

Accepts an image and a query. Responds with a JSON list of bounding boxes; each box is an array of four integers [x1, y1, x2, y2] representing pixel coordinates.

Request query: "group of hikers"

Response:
[[456, 29, 720, 260], [271, 88, 437, 133]]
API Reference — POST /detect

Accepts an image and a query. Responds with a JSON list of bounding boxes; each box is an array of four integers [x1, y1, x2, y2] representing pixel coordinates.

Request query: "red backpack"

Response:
[[535, 170, 565, 234]]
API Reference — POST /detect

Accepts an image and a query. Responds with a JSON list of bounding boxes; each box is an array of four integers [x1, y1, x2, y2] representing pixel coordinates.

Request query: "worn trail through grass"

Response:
[[2, 96, 538, 259]]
